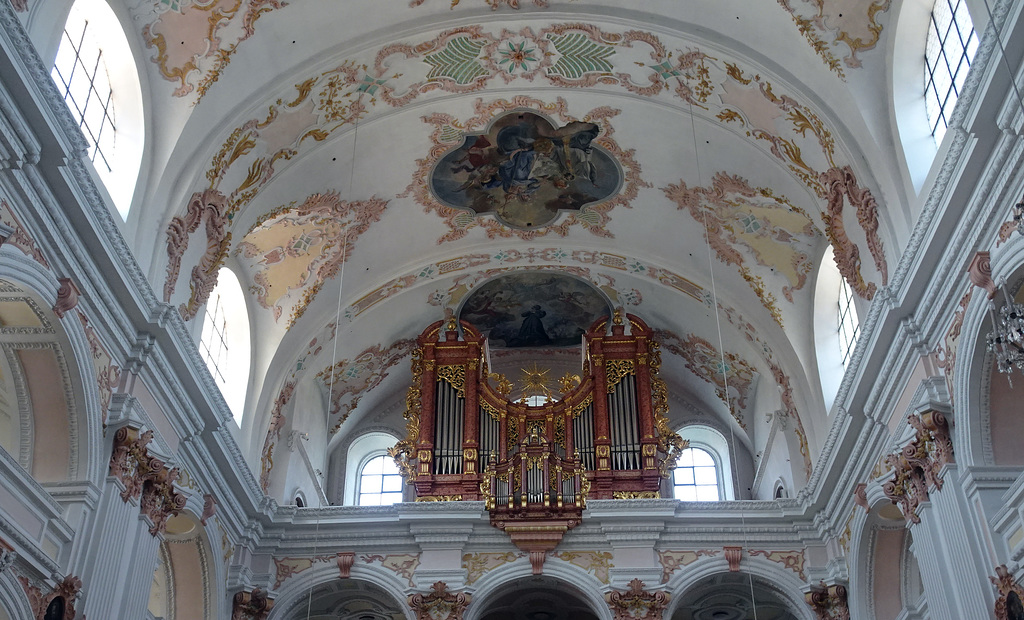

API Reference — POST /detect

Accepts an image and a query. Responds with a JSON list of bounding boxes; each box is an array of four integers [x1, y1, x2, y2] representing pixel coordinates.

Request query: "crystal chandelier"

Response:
[[987, 284, 1024, 375]]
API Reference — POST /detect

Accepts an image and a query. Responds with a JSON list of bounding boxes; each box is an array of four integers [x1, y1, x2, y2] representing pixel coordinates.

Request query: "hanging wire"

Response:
[[303, 100, 361, 620], [686, 98, 760, 619]]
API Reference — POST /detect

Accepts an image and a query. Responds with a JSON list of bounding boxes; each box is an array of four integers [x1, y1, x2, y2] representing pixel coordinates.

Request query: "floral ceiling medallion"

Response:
[[428, 109, 624, 232]]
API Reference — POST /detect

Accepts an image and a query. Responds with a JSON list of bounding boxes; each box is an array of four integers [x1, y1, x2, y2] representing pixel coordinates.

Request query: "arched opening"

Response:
[[357, 454, 403, 507], [50, 0, 144, 219], [199, 268, 251, 425], [672, 572, 808, 619], [0, 277, 88, 483], [279, 579, 406, 620], [923, 0, 978, 144], [475, 576, 601, 620], [147, 512, 216, 620]]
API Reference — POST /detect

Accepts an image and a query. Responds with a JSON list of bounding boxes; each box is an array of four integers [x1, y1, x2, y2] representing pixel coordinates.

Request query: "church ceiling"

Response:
[[110, 0, 905, 482]]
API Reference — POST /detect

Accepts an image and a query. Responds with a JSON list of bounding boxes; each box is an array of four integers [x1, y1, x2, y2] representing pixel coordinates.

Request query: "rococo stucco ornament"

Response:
[[992, 565, 1024, 620], [409, 581, 471, 620], [606, 579, 670, 620], [232, 587, 274, 620], [881, 411, 953, 524], [805, 581, 850, 620], [109, 426, 188, 535]]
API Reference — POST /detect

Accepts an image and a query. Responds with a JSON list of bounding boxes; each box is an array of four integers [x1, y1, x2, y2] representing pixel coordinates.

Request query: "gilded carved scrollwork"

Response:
[[437, 364, 467, 397], [389, 347, 423, 482], [649, 341, 686, 477], [604, 359, 635, 393], [606, 579, 670, 620]]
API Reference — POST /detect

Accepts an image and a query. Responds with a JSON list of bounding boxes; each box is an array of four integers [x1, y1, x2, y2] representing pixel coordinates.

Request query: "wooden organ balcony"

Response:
[[391, 311, 684, 572]]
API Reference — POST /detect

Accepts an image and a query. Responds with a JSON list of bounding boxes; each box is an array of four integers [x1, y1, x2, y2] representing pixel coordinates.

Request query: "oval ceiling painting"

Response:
[[459, 272, 612, 348], [430, 110, 623, 229]]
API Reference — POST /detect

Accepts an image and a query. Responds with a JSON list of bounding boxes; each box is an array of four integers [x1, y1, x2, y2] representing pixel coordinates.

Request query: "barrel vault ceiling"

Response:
[[116, 0, 907, 489]]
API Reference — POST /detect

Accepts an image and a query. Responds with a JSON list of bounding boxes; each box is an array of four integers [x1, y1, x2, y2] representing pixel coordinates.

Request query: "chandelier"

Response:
[[987, 284, 1024, 376]]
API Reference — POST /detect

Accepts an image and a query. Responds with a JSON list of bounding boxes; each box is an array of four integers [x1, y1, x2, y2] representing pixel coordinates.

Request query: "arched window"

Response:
[[674, 424, 734, 500], [199, 268, 251, 424], [924, 0, 978, 143], [838, 275, 860, 368], [50, 0, 144, 219], [814, 245, 860, 410], [673, 447, 721, 501], [357, 454, 403, 506]]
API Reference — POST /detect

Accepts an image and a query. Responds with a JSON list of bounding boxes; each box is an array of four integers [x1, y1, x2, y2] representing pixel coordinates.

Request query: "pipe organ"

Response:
[[392, 311, 684, 495], [391, 311, 684, 572]]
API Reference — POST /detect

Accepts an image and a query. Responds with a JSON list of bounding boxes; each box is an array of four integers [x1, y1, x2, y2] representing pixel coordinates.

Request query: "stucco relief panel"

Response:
[[138, 0, 288, 100], [235, 193, 389, 327], [316, 339, 418, 433], [653, 328, 757, 429], [777, 0, 892, 77], [663, 172, 822, 326]]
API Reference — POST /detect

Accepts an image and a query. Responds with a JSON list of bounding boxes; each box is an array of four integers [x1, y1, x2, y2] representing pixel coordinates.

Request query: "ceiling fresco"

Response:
[[351, 248, 706, 321], [408, 98, 642, 241], [235, 192, 389, 326], [128, 0, 890, 105], [161, 20, 889, 327], [457, 272, 612, 348], [777, 0, 893, 78], [137, 0, 287, 100], [428, 110, 622, 231], [654, 329, 758, 429], [663, 172, 824, 327]]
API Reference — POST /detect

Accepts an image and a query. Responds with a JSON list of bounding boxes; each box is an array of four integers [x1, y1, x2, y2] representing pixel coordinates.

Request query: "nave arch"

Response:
[[0, 251, 107, 486]]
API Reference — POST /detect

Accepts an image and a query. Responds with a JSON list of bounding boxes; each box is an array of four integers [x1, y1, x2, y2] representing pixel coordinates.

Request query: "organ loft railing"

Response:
[[390, 311, 686, 573]]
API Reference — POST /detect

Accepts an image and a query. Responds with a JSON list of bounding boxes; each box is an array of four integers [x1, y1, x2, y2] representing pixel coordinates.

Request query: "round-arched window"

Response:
[[924, 0, 978, 143], [50, 0, 144, 218], [199, 268, 251, 424], [672, 447, 721, 501], [358, 454, 403, 506]]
